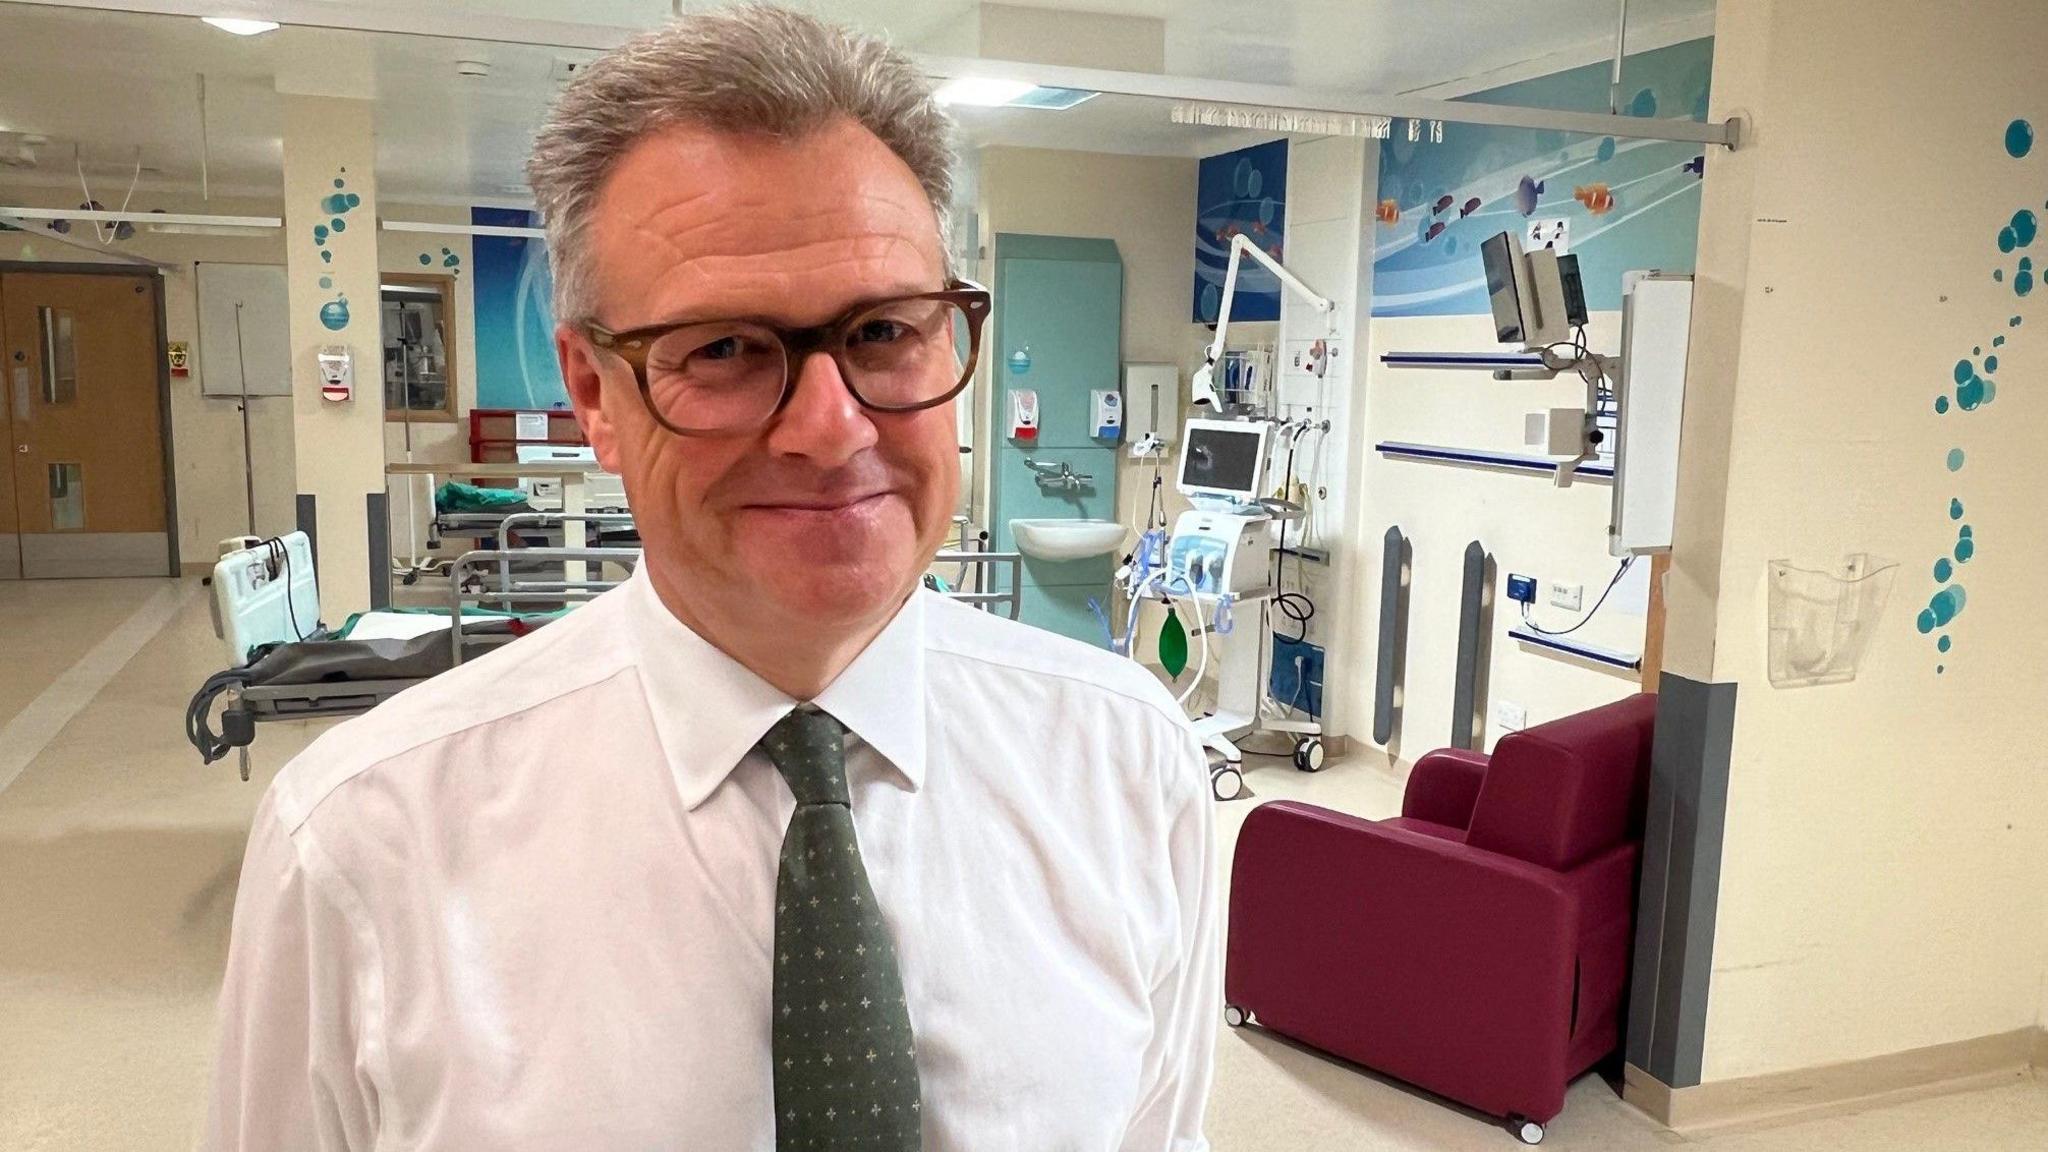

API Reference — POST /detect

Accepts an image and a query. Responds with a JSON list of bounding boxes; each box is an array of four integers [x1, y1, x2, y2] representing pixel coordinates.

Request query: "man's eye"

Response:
[[851, 319, 910, 346], [697, 336, 745, 361]]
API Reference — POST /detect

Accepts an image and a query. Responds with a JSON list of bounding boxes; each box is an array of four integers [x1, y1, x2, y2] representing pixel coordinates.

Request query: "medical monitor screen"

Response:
[[1482, 232, 1525, 345], [1179, 420, 1267, 501]]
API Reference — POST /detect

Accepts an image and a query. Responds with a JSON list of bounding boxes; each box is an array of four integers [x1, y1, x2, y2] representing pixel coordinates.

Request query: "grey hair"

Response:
[[526, 3, 956, 325]]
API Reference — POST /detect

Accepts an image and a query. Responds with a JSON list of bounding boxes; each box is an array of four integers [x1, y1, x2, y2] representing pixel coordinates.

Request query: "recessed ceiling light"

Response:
[[201, 16, 280, 36], [933, 78, 1037, 107]]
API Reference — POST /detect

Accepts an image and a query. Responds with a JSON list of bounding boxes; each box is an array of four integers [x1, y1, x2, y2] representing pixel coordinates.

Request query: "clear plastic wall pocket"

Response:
[[1766, 554, 1898, 688]]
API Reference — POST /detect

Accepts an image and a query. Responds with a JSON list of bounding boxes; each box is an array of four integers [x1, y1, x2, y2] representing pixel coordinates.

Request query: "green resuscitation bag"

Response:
[[1159, 602, 1189, 680]]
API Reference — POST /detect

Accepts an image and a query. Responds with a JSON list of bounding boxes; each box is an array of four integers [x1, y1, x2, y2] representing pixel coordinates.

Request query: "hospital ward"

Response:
[[2, 0, 2046, 1149]]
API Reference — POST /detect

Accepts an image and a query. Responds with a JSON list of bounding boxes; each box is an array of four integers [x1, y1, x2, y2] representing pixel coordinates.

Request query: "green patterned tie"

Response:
[[759, 705, 923, 1151]]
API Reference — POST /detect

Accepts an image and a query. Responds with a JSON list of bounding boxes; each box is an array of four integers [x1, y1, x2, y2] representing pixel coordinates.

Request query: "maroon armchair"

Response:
[[1224, 694, 1657, 1144]]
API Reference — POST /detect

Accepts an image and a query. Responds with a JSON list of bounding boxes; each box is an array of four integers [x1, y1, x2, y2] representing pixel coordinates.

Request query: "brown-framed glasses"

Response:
[[584, 280, 991, 437]]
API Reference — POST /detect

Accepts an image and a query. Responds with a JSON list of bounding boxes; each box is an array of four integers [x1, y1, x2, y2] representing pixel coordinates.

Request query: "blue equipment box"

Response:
[[1269, 635, 1324, 719]]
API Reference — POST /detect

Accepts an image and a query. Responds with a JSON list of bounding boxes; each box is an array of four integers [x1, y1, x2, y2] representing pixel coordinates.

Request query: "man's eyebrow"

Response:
[[625, 282, 948, 332]]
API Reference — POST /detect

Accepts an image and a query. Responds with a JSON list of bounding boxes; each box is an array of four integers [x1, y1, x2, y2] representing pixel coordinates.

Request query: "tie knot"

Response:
[[758, 706, 850, 806]]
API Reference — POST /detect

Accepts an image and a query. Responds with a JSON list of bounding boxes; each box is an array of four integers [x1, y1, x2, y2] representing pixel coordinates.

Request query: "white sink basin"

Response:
[[1009, 518, 1128, 562]]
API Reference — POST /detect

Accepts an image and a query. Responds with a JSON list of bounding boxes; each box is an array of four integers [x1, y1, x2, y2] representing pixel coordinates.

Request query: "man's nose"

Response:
[[764, 350, 880, 465]]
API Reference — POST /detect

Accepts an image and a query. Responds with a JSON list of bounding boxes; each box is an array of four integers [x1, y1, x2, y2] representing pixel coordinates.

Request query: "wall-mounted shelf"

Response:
[[1380, 350, 1548, 372], [1376, 440, 1615, 480], [1507, 627, 1641, 673]]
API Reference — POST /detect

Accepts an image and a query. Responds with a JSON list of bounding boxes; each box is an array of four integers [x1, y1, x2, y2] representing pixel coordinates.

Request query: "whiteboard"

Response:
[[197, 262, 292, 397]]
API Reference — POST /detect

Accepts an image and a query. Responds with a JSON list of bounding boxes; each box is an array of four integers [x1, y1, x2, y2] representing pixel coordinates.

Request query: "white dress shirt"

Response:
[[208, 564, 1217, 1151]]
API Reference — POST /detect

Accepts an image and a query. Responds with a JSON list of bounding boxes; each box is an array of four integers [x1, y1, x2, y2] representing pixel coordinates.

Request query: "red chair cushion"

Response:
[[1464, 694, 1656, 871]]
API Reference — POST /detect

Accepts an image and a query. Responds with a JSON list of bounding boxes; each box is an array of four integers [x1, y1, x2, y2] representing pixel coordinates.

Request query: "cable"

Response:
[[186, 667, 256, 764], [1520, 555, 1636, 637], [268, 537, 310, 642]]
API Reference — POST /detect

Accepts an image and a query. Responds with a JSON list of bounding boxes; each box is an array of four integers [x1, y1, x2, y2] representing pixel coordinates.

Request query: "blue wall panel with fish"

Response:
[[472, 206, 571, 410], [1372, 37, 1714, 317], [1194, 139, 1287, 323]]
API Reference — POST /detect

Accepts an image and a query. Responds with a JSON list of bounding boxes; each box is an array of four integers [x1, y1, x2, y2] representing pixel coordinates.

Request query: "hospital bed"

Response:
[[187, 533, 636, 776], [188, 535, 1025, 775]]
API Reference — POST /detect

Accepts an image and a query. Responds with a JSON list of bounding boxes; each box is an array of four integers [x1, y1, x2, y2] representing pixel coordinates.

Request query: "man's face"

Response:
[[559, 119, 960, 637]]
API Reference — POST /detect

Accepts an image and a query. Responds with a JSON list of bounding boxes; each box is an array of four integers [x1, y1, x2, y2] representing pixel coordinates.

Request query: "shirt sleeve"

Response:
[[206, 786, 383, 1152], [1121, 727, 1221, 1151]]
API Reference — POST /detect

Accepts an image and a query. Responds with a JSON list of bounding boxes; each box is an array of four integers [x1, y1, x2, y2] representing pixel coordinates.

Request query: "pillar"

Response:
[[281, 94, 385, 619]]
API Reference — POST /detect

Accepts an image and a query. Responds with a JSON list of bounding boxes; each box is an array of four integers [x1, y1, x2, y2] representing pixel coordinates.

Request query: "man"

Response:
[[207, 6, 1216, 1150]]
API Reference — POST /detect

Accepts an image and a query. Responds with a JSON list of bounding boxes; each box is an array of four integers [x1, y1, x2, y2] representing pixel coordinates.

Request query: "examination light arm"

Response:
[[1194, 233, 1338, 407]]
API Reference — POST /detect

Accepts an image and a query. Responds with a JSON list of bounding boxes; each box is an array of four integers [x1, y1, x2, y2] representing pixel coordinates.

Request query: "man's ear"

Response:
[[557, 326, 626, 474]]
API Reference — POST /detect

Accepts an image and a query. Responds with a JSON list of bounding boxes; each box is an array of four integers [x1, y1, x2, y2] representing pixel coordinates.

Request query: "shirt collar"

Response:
[[619, 564, 928, 811]]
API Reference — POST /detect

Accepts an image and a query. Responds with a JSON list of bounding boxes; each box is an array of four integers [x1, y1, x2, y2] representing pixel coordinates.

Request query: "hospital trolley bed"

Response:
[[187, 533, 636, 775], [187, 535, 1024, 775]]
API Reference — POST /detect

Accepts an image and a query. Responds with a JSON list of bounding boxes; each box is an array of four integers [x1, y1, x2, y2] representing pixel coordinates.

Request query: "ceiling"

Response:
[[0, 0, 1715, 206]]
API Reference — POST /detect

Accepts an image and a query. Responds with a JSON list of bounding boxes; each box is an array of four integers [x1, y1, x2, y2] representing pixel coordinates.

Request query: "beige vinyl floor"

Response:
[[1, 576, 2043, 1150]]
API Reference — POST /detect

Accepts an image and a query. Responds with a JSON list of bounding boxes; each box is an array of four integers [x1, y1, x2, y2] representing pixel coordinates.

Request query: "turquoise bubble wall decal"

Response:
[[1985, 355, 1999, 372], [320, 192, 350, 215], [2000, 227, 2017, 253], [419, 253, 431, 265], [333, 177, 345, 189], [1935, 558, 1953, 581], [1935, 396, 1951, 414], [318, 276, 332, 289], [1994, 335, 2006, 347], [320, 250, 331, 264], [1596, 137, 1616, 163], [2013, 315, 2024, 326], [1630, 88, 1658, 118], [319, 296, 350, 331], [1995, 269, 2006, 282], [2007, 119, 2034, 158], [1948, 448, 1966, 471], [1939, 635, 1952, 653], [1956, 534, 1976, 564], [2016, 256, 2035, 296], [2012, 209, 2038, 247], [1961, 524, 1974, 538], [1951, 498, 1964, 520], [313, 224, 328, 243], [331, 218, 346, 233]]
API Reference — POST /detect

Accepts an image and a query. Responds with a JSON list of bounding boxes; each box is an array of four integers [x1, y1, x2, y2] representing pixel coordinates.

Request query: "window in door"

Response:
[[47, 463, 84, 530], [381, 276, 458, 422], [38, 306, 79, 404]]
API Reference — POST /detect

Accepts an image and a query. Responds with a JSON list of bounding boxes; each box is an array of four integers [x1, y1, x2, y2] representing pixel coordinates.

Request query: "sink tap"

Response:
[[1024, 458, 1092, 492]]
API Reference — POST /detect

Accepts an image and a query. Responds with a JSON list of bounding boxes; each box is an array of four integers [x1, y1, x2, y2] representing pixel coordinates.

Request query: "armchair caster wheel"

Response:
[[1292, 737, 1325, 772], [1223, 1005, 1248, 1028], [1210, 765, 1244, 802], [1509, 1117, 1544, 1145]]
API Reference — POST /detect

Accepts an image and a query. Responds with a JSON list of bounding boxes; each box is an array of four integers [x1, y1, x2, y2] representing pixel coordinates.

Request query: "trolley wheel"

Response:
[[1223, 1005, 1248, 1028], [1510, 1117, 1544, 1145], [1210, 764, 1245, 802], [1293, 737, 1326, 772]]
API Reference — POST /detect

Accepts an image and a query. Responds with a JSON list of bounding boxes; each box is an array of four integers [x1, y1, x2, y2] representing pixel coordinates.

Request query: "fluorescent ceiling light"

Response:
[[202, 16, 280, 36], [1005, 87, 1098, 111], [934, 77, 1037, 107]]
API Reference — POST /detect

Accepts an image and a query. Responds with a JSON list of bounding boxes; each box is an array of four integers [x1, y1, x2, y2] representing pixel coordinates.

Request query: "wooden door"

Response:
[[0, 271, 169, 578]]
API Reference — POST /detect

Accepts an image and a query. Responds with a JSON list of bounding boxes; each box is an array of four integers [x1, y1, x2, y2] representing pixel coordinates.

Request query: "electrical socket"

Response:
[[1493, 700, 1528, 732], [1547, 580, 1583, 611]]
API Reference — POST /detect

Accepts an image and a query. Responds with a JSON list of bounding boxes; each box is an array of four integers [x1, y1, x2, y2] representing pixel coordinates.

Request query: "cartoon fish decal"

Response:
[[1376, 199, 1401, 226], [1425, 221, 1446, 242], [1515, 176, 1545, 217], [1460, 197, 1482, 218], [1574, 184, 1617, 215], [1432, 195, 1455, 215], [1682, 154, 1707, 177]]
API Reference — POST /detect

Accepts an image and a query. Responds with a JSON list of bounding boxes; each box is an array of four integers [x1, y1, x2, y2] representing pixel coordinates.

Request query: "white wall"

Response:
[[1348, 313, 1646, 759], [1674, 0, 2048, 1083], [0, 187, 476, 567]]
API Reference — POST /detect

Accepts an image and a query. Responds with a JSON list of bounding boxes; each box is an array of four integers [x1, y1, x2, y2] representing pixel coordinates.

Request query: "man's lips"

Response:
[[740, 492, 893, 513]]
